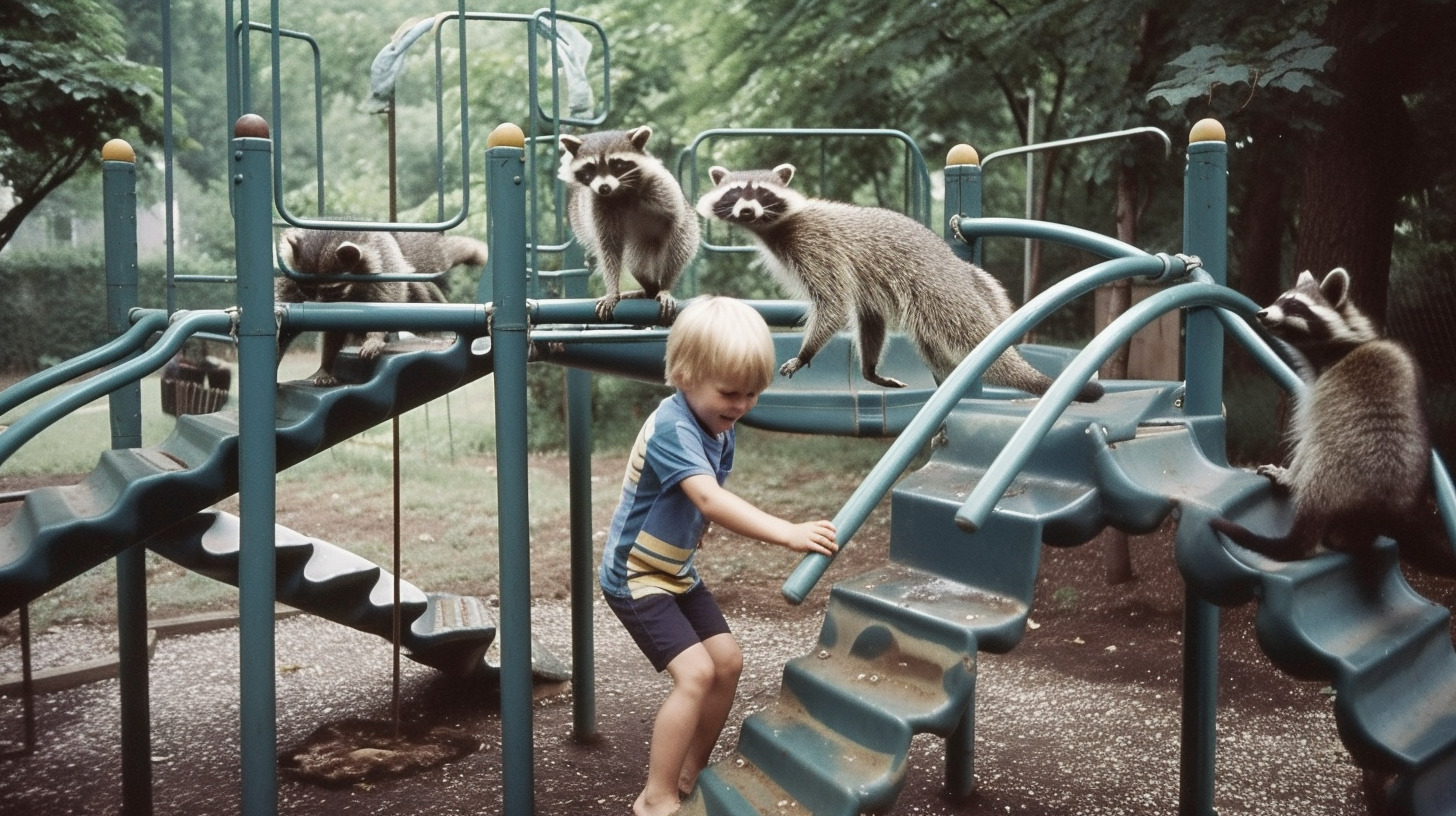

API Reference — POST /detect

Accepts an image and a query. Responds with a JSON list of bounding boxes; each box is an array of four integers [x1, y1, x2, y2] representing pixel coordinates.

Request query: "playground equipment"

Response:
[[5, 4, 1456, 815]]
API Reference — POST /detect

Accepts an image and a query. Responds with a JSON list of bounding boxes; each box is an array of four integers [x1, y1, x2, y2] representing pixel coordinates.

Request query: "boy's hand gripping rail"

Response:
[[780, 250, 1200, 604]]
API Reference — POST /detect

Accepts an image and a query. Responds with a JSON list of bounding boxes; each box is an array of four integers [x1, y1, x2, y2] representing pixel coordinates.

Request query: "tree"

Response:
[[1146, 0, 1456, 318], [0, 0, 166, 252]]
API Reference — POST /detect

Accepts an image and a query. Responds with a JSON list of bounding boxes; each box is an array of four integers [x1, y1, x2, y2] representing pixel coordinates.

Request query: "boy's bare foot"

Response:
[[632, 790, 680, 816]]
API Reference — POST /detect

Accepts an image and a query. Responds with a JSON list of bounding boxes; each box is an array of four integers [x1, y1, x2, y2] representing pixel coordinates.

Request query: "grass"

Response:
[[2, 351, 903, 632]]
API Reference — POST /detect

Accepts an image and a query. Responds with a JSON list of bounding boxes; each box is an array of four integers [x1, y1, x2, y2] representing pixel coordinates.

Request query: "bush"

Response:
[[0, 250, 241, 372], [526, 364, 669, 452]]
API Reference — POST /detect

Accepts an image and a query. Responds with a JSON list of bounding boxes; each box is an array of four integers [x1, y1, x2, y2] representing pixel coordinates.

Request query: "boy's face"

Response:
[[680, 378, 761, 435]]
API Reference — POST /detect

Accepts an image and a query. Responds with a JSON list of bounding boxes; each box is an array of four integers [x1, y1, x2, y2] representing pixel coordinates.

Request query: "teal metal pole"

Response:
[[488, 124, 535, 815], [1179, 119, 1228, 816], [941, 142, 981, 796], [562, 266, 597, 739], [103, 139, 152, 816], [942, 144, 982, 265], [232, 114, 278, 816]]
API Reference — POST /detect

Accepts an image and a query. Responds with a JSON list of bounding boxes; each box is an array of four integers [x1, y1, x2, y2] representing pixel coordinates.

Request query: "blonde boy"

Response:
[[599, 296, 838, 816]]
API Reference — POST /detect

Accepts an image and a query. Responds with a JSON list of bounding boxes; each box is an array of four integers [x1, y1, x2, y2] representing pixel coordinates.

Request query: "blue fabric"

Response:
[[599, 392, 733, 599]]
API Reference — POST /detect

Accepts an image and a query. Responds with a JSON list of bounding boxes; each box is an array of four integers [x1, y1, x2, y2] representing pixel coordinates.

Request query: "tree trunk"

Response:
[[1293, 0, 1413, 322], [1232, 116, 1292, 309], [1093, 163, 1138, 586]]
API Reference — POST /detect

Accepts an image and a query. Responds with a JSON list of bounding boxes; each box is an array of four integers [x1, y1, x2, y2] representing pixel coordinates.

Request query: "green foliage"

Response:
[[0, 0, 166, 249], [1147, 33, 1338, 111], [526, 365, 670, 451], [0, 249, 235, 372]]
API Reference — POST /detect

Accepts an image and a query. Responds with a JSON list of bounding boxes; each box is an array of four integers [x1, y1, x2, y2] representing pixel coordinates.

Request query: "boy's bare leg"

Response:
[[677, 633, 742, 796], [635, 644, 717, 816]]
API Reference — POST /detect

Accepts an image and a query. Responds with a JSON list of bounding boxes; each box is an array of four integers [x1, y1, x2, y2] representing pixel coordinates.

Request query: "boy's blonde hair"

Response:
[[665, 296, 776, 392]]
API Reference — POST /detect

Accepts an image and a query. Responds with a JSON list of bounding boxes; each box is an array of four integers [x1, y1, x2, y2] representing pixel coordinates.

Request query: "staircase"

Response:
[[145, 510, 498, 677], [0, 334, 493, 617], [1177, 478, 1456, 814], [684, 382, 1456, 815], [683, 385, 1183, 815]]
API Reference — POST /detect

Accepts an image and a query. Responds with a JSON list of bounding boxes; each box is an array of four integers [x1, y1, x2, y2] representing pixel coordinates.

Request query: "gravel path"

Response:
[[0, 596, 1367, 815]]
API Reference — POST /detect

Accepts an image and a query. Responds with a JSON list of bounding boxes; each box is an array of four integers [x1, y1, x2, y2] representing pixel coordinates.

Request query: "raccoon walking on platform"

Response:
[[558, 126, 700, 323], [1210, 268, 1448, 571], [695, 163, 1103, 401], [275, 228, 487, 387]]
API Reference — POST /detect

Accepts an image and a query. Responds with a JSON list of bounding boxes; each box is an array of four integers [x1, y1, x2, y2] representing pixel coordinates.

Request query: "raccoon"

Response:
[[558, 126, 700, 323], [275, 228, 487, 386], [695, 164, 1103, 400], [1210, 268, 1440, 566]]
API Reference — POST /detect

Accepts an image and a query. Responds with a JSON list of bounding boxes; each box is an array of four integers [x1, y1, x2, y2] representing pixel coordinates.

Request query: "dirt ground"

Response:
[[4, 463, 1456, 816]]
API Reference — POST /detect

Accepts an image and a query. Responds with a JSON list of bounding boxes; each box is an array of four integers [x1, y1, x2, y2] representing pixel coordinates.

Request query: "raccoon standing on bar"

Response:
[[695, 163, 1103, 401], [558, 126, 700, 323], [275, 228, 487, 387], [1210, 267, 1446, 569]]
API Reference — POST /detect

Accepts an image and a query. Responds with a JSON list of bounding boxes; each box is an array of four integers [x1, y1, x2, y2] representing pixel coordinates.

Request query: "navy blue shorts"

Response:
[[603, 582, 732, 673]]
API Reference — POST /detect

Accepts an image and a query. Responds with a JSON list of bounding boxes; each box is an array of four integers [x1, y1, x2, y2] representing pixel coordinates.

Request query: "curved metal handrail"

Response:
[[780, 251, 1201, 603], [0, 310, 237, 467], [953, 282, 1266, 532], [0, 310, 171, 419], [980, 126, 1172, 169]]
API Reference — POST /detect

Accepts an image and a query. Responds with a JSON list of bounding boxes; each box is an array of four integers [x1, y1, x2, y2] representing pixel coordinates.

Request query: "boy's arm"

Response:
[[679, 474, 838, 556]]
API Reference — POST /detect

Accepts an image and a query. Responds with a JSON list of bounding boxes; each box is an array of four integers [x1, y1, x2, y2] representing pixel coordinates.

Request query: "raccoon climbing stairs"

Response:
[[145, 510, 500, 677], [1170, 458, 1456, 815], [682, 384, 1187, 815], [685, 380, 1456, 815], [0, 334, 493, 618]]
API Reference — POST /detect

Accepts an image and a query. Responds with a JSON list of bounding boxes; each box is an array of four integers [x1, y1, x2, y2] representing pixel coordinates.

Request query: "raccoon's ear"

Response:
[[772, 164, 796, 185], [627, 126, 653, 150], [1295, 270, 1318, 289], [280, 230, 301, 265], [336, 242, 364, 270], [1320, 267, 1352, 307], [559, 135, 583, 156], [708, 166, 730, 186]]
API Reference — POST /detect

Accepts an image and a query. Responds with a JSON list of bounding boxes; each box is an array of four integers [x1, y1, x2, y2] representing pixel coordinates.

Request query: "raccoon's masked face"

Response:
[[570, 155, 640, 197], [293, 241, 373, 302], [698, 164, 797, 227], [1256, 290, 1321, 340], [1256, 269, 1352, 345], [705, 182, 787, 225]]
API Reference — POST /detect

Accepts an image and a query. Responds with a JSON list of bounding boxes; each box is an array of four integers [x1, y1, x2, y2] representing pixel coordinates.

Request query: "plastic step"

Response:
[[1335, 629, 1456, 772], [829, 563, 1028, 656], [687, 753, 814, 816], [735, 695, 904, 815]]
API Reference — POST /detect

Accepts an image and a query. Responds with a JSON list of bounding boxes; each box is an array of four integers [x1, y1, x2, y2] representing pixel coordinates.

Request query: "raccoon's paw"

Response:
[[865, 372, 907, 389], [307, 369, 340, 388], [359, 337, 388, 360], [1255, 464, 1290, 485], [779, 358, 807, 378], [594, 294, 621, 322], [654, 292, 677, 324]]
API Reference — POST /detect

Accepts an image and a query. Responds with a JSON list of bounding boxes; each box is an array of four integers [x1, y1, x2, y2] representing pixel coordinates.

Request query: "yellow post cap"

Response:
[[101, 139, 136, 162], [946, 143, 980, 166], [1189, 119, 1226, 143], [488, 123, 526, 149]]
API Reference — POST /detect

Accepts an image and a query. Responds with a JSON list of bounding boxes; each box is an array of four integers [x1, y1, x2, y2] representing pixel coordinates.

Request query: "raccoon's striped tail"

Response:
[[1209, 516, 1308, 561]]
